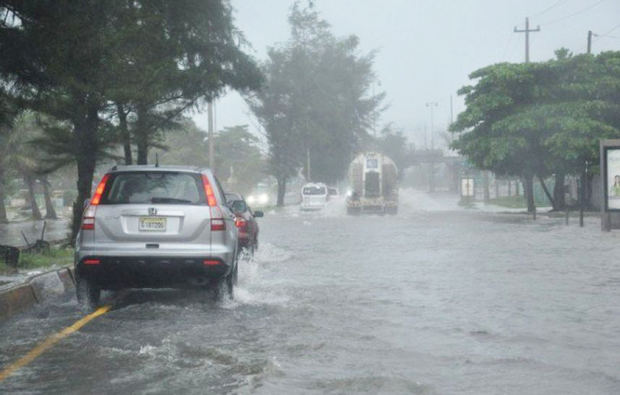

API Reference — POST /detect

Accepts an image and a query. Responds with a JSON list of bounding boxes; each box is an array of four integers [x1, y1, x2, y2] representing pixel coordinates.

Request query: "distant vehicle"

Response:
[[225, 193, 263, 255], [75, 165, 239, 309], [246, 182, 273, 207], [346, 152, 398, 215], [300, 182, 328, 211], [328, 187, 340, 198]]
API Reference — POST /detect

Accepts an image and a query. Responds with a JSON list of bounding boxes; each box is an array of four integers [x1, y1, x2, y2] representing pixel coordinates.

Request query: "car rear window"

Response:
[[101, 172, 205, 205], [303, 186, 326, 195]]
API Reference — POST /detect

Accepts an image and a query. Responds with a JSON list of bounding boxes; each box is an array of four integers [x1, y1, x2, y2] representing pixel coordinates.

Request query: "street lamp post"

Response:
[[425, 102, 439, 192], [425, 102, 439, 150]]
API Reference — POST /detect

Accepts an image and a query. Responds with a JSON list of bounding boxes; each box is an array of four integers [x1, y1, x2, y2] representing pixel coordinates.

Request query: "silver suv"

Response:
[[75, 166, 238, 309]]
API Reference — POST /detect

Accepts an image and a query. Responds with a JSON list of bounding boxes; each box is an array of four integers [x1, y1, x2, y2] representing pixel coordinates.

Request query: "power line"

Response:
[[543, 0, 605, 26], [601, 22, 620, 36], [532, 0, 570, 17]]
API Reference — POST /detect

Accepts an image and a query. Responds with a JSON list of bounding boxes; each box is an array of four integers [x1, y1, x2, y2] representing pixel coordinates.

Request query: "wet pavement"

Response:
[[1, 190, 619, 394]]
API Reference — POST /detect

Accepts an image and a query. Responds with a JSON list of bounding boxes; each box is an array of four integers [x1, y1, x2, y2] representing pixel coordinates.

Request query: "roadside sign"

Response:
[[600, 140, 620, 231], [604, 146, 620, 211], [461, 178, 474, 197]]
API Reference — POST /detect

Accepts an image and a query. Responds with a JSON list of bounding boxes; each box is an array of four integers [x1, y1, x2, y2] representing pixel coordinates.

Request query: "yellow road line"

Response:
[[0, 305, 111, 382]]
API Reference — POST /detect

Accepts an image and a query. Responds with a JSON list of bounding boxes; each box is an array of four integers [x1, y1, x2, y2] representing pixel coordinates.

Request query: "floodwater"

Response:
[[1, 190, 619, 394]]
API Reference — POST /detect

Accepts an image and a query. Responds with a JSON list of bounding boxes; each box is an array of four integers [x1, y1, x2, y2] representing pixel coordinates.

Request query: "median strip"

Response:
[[0, 305, 111, 382]]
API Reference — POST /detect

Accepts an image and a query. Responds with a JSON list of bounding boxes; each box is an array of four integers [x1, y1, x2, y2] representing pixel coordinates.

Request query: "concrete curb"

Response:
[[0, 266, 75, 322]]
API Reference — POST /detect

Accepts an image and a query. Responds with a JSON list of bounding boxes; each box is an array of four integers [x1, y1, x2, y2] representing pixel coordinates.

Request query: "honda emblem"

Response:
[[148, 207, 157, 216]]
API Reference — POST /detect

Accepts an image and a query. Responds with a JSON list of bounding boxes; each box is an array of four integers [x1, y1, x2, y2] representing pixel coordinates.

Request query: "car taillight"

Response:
[[83, 258, 100, 265], [81, 174, 110, 231], [201, 174, 217, 206], [210, 206, 226, 231], [203, 259, 220, 266], [81, 205, 97, 230], [235, 217, 247, 229]]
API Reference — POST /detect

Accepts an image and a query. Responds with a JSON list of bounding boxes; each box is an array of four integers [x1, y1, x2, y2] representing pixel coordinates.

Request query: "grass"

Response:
[[0, 247, 73, 275], [486, 196, 528, 209]]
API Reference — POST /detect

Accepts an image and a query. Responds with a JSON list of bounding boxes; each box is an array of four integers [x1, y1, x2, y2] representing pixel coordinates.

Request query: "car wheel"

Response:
[[76, 275, 101, 311], [213, 267, 235, 301]]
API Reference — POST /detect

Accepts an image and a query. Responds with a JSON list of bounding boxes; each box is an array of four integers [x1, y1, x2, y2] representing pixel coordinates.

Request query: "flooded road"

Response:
[[1, 191, 620, 394]]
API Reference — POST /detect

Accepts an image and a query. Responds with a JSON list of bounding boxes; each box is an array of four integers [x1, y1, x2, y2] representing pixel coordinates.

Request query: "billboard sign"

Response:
[[604, 146, 620, 211]]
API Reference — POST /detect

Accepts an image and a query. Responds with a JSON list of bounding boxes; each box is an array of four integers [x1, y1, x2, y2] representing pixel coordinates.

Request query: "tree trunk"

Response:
[[586, 172, 594, 209], [117, 102, 132, 165], [537, 175, 555, 210], [508, 180, 512, 196], [135, 104, 149, 165], [483, 171, 490, 202], [0, 175, 8, 224], [70, 104, 99, 245], [494, 175, 499, 199], [523, 174, 535, 213], [553, 172, 566, 211], [516, 180, 521, 196], [41, 175, 58, 219], [25, 175, 42, 220], [276, 176, 287, 207]]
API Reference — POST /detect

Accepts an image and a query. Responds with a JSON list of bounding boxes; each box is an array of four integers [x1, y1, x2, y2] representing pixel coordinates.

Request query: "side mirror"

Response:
[[253, 210, 264, 218], [83, 198, 91, 209]]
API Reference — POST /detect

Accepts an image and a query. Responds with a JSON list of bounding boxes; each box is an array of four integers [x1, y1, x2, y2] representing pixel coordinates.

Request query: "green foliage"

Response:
[[375, 125, 413, 176], [248, 4, 383, 188], [0, 1, 263, 237], [210, 125, 266, 194], [19, 247, 73, 269], [106, 0, 263, 163], [153, 121, 265, 195], [451, 50, 620, 211], [450, 50, 620, 213]]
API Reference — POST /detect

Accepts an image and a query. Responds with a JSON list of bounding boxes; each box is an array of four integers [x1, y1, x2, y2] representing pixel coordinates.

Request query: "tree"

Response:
[[0, 87, 17, 222], [152, 122, 265, 195], [451, 62, 546, 212], [209, 125, 265, 194], [451, 50, 620, 212], [375, 125, 413, 178], [106, 0, 263, 165], [248, 4, 383, 205], [0, 1, 262, 242]]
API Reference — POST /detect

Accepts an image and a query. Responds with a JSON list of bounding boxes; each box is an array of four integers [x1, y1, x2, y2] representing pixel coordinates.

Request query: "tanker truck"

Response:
[[346, 152, 399, 215]]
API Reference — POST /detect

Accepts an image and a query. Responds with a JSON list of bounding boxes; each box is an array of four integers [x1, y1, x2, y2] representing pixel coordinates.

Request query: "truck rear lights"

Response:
[[210, 206, 226, 231], [83, 258, 100, 265], [203, 259, 220, 266], [201, 174, 217, 206]]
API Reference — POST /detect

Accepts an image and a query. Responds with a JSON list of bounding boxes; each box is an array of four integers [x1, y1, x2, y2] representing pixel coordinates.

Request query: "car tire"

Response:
[[76, 275, 101, 311], [213, 264, 236, 301]]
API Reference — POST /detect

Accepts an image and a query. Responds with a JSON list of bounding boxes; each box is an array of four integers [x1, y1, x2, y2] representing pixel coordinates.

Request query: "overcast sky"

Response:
[[193, 0, 620, 148]]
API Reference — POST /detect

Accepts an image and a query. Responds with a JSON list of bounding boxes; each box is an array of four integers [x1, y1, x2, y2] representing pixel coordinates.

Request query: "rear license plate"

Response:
[[139, 217, 166, 232]]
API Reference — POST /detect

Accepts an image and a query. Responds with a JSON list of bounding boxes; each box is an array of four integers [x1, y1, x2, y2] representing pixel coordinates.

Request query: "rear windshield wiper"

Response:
[[151, 197, 193, 204]]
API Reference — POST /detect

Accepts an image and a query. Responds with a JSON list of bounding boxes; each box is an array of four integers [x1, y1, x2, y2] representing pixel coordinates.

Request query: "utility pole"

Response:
[[514, 17, 540, 63], [208, 100, 214, 170], [587, 30, 593, 54]]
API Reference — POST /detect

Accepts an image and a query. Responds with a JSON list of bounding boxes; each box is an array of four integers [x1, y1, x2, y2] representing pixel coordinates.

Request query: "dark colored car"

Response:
[[225, 193, 263, 254]]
